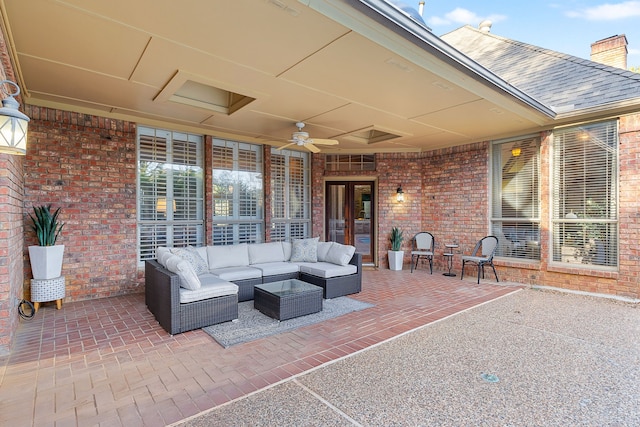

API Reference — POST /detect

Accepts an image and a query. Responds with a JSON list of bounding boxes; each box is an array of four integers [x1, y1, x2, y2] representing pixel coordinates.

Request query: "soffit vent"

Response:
[[340, 126, 404, 144], [155, 71, 256, 115]]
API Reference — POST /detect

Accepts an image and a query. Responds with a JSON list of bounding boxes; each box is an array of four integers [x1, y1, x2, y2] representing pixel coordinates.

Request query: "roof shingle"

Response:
[[441, 26, 640, 113]]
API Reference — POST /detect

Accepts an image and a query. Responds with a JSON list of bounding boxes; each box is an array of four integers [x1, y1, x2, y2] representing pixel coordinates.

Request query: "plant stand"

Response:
[[31, 276, 65, 312]]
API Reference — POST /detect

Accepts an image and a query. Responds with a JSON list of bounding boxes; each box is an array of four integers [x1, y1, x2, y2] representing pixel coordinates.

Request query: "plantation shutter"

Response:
[[270, 148, 311, 241], [137, 127, 204, 262]]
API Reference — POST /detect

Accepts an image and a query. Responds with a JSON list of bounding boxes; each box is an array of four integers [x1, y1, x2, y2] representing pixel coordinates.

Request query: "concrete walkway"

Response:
[[175, 289, 640, 426]]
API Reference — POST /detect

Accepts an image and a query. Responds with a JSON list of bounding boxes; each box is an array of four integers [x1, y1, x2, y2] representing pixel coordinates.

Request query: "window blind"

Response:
[[552, 121, 618, 267], [491, 137, 540, 260]]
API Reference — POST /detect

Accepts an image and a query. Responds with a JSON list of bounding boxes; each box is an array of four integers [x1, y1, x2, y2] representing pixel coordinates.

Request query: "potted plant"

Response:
[[28, 205, 65, 280], [387, 227, 404, 270]]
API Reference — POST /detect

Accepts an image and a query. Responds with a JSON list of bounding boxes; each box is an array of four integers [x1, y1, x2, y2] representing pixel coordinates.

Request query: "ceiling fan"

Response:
[[277, 122, 339, 153]]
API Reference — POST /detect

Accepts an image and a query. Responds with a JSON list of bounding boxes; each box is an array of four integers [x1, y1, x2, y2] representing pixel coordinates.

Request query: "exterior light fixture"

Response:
[[511, 147, 521, 157], [396, 185, 404, 202], [0, 80, 29, 155]]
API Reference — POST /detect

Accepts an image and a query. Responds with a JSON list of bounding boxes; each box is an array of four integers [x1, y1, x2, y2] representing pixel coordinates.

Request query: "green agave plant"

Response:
[[389, 227, 404, 251], [29, 205, 65, 246]]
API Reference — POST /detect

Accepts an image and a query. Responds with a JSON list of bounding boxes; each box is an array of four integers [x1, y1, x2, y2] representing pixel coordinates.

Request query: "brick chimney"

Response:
[[590, 35, 628, 69]]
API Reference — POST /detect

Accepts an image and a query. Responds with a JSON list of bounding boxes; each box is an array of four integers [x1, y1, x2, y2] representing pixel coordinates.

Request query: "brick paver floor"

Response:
[[0, 268, 519, 426]]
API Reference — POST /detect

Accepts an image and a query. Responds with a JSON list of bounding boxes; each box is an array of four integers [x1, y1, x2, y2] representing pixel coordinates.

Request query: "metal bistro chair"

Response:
[[460, 236, 499, 284], [410, 232, 435, 274]]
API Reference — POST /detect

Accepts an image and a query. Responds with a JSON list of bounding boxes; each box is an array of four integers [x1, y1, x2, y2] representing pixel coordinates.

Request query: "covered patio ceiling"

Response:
[[1, 0, 556, 153]]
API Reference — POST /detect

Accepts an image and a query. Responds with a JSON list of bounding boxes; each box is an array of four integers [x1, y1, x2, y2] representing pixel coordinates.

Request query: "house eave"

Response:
[[304, 0, 557, 123]]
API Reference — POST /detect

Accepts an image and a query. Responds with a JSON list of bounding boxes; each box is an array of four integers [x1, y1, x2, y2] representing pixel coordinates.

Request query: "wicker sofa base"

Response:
[[145, 260, 239, 334], [234, 272, 299, 302], [145, 253, 362, 334]]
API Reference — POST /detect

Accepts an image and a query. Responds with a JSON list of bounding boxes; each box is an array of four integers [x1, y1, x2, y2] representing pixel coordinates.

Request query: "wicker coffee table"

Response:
[[254, 279, 323, 321]]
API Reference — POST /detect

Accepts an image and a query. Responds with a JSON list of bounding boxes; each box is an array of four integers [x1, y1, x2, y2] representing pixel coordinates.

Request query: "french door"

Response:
[[325, 181, 374, 264]]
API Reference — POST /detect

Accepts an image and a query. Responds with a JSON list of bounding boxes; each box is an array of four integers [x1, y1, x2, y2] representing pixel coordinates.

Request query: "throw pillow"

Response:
[[165, 255, 201, 290], [290, 237, 319, 262], [316, 241, 333, 262], [171, 246, 208, 275], [157, 247, 173, 268], [325, 243, 356, 266]]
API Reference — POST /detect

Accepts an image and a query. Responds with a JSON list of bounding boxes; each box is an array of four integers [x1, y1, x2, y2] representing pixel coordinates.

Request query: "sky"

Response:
[[415, 1, 640, 67]]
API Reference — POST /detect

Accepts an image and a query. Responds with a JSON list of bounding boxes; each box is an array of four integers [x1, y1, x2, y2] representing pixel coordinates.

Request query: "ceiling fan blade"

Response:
[[276, 142, 296, 151], [305, 143, 321, 153], [308, 138, 339, 145]]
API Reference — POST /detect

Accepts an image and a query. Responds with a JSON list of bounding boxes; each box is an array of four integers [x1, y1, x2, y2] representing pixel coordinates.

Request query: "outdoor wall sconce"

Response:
[[511, 147, 521, 157], [0, 80, 30, 155], [396, 184, 404, 202]]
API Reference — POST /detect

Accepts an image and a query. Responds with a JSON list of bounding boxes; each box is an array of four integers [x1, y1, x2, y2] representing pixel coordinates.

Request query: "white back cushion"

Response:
[[207, 243, 250, 269], [316, 241, 334, 262], [325, 243, 356, 266], [281, 242, 292, 261], [248, 242, 286, 264]]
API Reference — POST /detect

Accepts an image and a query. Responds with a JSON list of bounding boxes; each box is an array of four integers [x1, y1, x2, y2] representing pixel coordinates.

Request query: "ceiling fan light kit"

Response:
[[278, 122, 339, 153]]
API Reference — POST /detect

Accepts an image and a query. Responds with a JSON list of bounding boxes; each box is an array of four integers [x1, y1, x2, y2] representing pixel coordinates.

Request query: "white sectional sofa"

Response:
[[145, 238, 362, 334]]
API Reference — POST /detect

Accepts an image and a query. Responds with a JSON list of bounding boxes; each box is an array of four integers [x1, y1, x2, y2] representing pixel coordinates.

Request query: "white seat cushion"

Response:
[[411, 250, 433, 256], [179, 275, 238, 303], [296, 262, 357, 279], [251, 261, 300, 277], [210, 266, 262, 282]]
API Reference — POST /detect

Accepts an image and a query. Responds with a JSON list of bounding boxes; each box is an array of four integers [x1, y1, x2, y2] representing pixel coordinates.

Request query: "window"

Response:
[[491, 136, 541, 260], [325, 154, 375, 171], [270, 148, 311, 241], [552, 121, 618, 268], [137, 127, 204, 262], [212, 139, 263, 244]]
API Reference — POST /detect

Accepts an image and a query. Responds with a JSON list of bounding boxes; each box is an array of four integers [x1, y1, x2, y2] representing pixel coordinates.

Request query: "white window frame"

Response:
[[550, 120, 619, 269]]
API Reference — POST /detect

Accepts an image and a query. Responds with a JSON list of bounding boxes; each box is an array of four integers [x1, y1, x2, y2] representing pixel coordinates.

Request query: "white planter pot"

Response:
[[28, 245, 65, 280], [388, 250, 404, 271]]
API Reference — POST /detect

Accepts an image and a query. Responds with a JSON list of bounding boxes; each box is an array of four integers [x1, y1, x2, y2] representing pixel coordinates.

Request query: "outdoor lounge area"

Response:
[[2, 1, 640, 424]]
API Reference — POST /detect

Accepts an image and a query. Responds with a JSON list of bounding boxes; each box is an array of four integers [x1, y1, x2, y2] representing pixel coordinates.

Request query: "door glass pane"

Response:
[[327, 185, 346, 244], [354, 185, 372, 257]]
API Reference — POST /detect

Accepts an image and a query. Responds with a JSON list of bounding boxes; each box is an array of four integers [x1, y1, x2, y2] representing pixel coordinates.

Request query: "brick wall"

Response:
[[23, 106, 141, 302], [421, 142, 489, 271], [0, 153, 25, 355], [18, 107, 640, 308]]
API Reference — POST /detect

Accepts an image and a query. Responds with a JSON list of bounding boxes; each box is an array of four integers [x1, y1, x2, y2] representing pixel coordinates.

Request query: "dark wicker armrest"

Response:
[[145, 260, 181, 334]]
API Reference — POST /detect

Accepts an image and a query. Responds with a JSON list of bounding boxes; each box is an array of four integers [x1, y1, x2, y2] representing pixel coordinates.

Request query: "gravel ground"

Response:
[[175, 288, 640, 427]]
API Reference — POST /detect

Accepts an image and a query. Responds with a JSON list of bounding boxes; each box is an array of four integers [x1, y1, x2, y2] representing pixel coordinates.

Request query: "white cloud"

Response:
[[567, 1, 640, 20]]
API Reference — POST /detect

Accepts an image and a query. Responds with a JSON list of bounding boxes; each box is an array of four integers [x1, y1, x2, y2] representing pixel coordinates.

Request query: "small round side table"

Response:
[[443, 244, 459, 277]]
